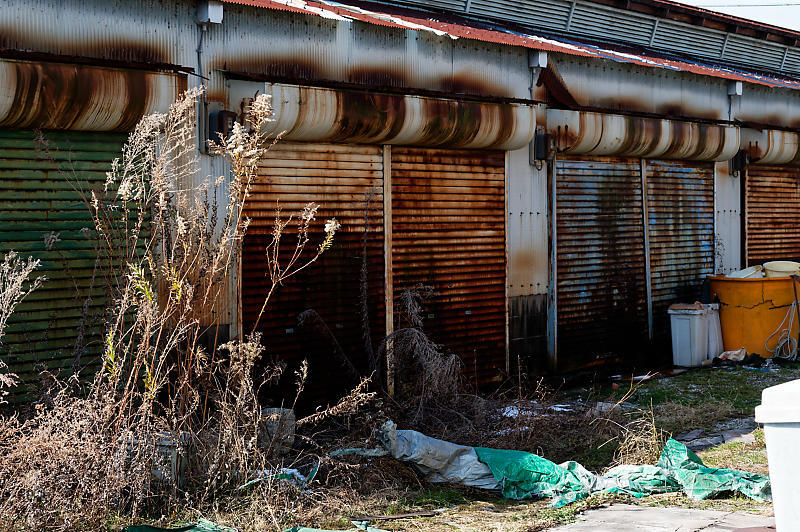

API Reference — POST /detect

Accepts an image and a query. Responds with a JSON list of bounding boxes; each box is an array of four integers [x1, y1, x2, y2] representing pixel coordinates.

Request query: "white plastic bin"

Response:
[[668, 305, 709, 367], [755, 379, 800, 531]]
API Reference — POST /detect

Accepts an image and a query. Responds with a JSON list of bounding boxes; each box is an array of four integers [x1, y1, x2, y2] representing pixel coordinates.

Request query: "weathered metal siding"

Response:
[[507, 145, 548, 369], [241, 142, 385, 400], [390, 147, 507, 384], [0, 129, 127, 397], [555, 157, 648, 370], [646, 160, 715, 342], [745, 166, 800, 266]]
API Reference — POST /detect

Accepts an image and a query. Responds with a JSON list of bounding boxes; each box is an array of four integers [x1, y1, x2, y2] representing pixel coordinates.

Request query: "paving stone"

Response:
[[685, 435, 725, 450], [677, 429, 704, 441], [548, 504, 774, 531]]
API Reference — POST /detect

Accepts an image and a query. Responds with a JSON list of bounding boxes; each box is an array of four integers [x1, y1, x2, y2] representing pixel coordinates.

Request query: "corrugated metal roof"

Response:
[[221, 0, 800, 91]]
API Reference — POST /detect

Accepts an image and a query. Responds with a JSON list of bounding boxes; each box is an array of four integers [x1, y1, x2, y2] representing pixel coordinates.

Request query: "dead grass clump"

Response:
[[381, 286, 462, 411], [611, 407, 667, 468]]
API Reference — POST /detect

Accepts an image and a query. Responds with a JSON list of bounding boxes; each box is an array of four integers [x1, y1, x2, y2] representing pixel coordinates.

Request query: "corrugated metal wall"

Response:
[[555, 157, 648, 369], [646, 160, 715, 341], [0, 129, 126, 396], [390, 147, 507, 385], [745, 166, 800, 266], [241, 142, 386, 401]]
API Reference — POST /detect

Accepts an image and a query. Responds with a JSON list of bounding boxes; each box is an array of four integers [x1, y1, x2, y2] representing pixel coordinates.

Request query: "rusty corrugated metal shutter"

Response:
[[242, 142, 385, 402], [390, 147, 506, 385], [646, 160, 715, 342], [0, 129, 127, 398], [556, 157, 648, 369], [745, 166, 800, 266]]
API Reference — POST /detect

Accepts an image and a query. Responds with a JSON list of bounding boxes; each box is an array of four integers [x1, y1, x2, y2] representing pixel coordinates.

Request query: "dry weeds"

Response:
[[0, 90, 371, 532]]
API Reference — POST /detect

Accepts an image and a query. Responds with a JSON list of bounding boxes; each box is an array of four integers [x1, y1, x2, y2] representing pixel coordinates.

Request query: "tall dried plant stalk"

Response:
[[0, 252, 45, 401]]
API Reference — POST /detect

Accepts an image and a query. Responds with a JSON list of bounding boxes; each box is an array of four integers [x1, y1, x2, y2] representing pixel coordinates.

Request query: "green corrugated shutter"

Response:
[[0, 129, 127, 400]]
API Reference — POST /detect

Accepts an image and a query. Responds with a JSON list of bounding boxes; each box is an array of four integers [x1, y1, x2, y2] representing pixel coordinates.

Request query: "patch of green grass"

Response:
[[604, 364, 800, 411], [382, 486, 473, 516], [408, 486, 471, 508], [697, 429, 769, 475]]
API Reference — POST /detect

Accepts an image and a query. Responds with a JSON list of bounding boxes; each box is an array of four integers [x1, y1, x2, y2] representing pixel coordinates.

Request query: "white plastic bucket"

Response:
[[668, 305, 709, 367], [763, 261, 800, 278], [755, 379, 800, 531]]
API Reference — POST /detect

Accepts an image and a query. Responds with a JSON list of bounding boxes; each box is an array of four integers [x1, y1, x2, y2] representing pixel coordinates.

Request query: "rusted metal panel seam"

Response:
[[383, 144, 394, 396], [547, 155, 558, 371], [504, 150, 510, 375], [641, 158, 653, 341]]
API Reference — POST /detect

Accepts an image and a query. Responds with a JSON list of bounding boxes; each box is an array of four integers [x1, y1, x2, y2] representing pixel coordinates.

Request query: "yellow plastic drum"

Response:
[[708, 275, 800, 357]]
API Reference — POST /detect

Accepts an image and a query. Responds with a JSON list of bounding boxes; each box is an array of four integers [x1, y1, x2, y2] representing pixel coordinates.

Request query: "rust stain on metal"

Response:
[[217, 56, 323, 85], [555, 157, 648, 371], [218, 56, 518, 100], [745, 165, 800, 266], [241, 142, 386, 405], [0, 59, 186, 131], [0, 26, 175, 68], [347, 66, 410, 91], [329, 91, 407, 143], [549, 110, 738, 161], [390, 147, 507, 385], [646, 160, 714, 343], [260, 84, 534, 149]]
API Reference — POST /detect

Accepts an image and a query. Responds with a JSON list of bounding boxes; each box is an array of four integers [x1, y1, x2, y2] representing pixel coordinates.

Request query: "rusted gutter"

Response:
[[257, 83, 536, 149], [546, 109, 740, 161], [0, 58, 186, 131], [742, 128, 800, 165]]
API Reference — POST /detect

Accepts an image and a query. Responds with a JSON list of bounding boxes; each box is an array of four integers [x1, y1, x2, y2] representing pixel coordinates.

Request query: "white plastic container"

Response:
[[755, 379, 800, 531], [764, 261, 800, 278], [668, 305, 709, 367]]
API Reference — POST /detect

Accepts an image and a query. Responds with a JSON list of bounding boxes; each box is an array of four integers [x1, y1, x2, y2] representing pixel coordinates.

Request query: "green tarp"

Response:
[[124, 518, 237, 532], [474, 438, 771, 507]]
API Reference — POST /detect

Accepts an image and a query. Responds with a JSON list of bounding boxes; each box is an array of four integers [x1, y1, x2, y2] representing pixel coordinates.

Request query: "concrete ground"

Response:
[[549, 504, 774, 531]]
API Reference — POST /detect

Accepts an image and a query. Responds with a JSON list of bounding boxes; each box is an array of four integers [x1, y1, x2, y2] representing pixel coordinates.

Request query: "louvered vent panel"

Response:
[[782, 49, 800, 73], [569, 4, 654, 45], [724, 36, 785, 70], [469, 0, 571, 31]]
